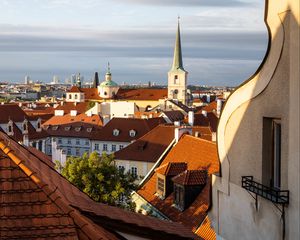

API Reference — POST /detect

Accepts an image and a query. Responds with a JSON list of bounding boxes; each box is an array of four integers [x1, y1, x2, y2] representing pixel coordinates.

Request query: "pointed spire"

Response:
[[171, 17, 184, 71], [106, 62, 111, 75], [93, 72, 99, 88], [76, 73, 81, 88]]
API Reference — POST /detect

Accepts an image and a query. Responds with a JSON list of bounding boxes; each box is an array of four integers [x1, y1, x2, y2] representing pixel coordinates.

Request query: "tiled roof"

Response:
[[137, 135, 220, 232], [155, 162, 187, 176], [192, 126, 213, 141], [43, 113, 103, 126], [202, 101, 217, 112], [0, 104, 28, 123], [168, 100, 194, 113], [81, 88, 102, 101], [90, 117, 165, 142], [172, 170, 207, 186], [195, 216, 217, 240], [117, 88, 167, 101], [55, 102, 89, 114], [162, 110, 185, 122], [192, 112, 218, 133], [68, 86, 82, 93], [0, 131, 199, 240], [114, 125, 175, 163], [45, 122, 102, 138]]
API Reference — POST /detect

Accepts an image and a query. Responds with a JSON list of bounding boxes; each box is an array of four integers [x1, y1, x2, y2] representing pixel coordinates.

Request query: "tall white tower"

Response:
[[168, 18, 188, 105]]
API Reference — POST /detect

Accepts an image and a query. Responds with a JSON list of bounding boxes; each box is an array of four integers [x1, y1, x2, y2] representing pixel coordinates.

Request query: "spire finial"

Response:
[[107, 62, 111, 73]]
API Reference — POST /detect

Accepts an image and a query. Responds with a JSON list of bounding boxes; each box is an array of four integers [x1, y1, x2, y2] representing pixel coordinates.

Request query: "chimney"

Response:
[[174, 121, 181, 127], [202, 110, 207, 117], [175, 126, 192, 143], [206, 94, 211, 103], [54, 110, 64, 116], [60, 101, 64, 106], [87, 111, 92, 117], [70, 110, 77, 117], [217, 99, 223, 117], [188, 111, 194, 126]]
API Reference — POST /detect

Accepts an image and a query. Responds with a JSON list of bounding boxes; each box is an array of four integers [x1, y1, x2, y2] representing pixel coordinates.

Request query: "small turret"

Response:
[[76, 73, 82, 88]]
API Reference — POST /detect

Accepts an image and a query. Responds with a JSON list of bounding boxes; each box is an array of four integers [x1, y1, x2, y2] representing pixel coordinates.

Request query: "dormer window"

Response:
[[7, 121, 13, 136], [74, 94, 78, 99], [23, 120, 28, 133], [75, 127, 81, 132], [87, 128, 92, 132], [172, 170, 207, 211], [52, 126, 58, 131], [113, 129, 119, 136], [36, 118, 42, 132], [154, 162, 187, 199], [129, 129, 136, 137], [64, 126, 71, 131], [69, 94, 72, 99]]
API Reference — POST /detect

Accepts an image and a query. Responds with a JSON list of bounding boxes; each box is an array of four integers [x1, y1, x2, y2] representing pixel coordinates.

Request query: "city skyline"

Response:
[[0, 0, 267, 86]]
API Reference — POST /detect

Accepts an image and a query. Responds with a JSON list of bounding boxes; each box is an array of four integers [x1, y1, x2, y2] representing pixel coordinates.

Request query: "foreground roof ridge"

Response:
[[0, 135, 117, 240]]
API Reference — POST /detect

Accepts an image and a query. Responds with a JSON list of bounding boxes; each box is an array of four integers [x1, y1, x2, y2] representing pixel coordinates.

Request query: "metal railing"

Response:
[[241, 176, 289, 204]]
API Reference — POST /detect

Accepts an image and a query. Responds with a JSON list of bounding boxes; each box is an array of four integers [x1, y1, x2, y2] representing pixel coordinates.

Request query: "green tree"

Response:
[[59, 152, 137, 210]]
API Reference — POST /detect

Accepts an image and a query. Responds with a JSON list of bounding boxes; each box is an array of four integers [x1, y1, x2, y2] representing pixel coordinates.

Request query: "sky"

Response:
[[0, 0, 268, 86]]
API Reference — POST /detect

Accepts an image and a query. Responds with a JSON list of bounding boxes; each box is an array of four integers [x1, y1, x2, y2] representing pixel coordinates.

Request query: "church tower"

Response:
[[168, 18, 188, 104]]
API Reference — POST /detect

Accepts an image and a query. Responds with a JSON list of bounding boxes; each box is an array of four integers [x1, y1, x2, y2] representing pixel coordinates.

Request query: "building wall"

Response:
[[210, 1, 299, 239], [91, 141, 129, 155], [115, 159, 155, 182]]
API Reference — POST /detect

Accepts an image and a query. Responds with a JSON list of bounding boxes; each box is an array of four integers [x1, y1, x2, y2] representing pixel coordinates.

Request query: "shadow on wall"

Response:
[[210, 0, 299, 240]]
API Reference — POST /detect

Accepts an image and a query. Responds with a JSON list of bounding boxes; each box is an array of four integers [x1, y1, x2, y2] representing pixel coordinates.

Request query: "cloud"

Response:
[[112, 0, 252, 7]]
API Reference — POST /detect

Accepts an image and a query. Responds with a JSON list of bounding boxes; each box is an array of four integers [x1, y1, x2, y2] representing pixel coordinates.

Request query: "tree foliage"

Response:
[[59, 152, 137, 209]]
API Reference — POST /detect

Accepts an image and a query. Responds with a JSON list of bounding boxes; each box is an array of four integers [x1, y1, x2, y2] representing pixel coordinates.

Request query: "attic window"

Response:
[[52, 126, 58, 131], [87, 128, 92, 132], [75, 127, 81, 132], [129, 130, 136, 137], [113, 129, 120, 136], [157, 177, 165, 193], [64, 126, 71, 131]]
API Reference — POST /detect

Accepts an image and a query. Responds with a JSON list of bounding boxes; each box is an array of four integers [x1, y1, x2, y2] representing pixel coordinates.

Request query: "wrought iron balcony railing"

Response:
[[241, 176, 289, 204]]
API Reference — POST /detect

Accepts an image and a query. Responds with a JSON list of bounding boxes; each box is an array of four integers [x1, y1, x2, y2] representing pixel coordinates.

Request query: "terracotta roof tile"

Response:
[[90, 117, 165, 142], [0, 104, 28, 123], [155, 162, 187, 176], [137, 135, 220, 231], [114, 125, 174, 162], [68, 86, 82, 93], [195, 216, 217, 240], [80, 88, 102, 101], [117, 88, 167, 101], [172, 170, 207, 186], [0, 131, 199, 240], [43, 113, 102, 127]]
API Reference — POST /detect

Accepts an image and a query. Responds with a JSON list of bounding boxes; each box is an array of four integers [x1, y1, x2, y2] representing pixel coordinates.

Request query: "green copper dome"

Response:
[[100, 80, 118, 87]]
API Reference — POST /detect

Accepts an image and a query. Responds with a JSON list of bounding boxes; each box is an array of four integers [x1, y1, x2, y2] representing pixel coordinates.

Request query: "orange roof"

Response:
[[202, 101, 217, 112], [114, 125, 174, 163], [155, 162, 187, 176], [55, 102, 89, 114], [195, 216, 217, 240], [68, 85, 82, 93], [172, 170, 207, 186], [117, 88, 167, 101], [0, 131, 200, 240], [81, 88, 102, 101], [43, 113, 102, 126], [0, 104, 28, 123], [137, 135, 220, 232]]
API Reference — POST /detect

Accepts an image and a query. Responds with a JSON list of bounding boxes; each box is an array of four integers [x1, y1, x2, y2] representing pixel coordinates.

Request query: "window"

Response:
[[87, 128, 92, 132], [118, 165, 125, 172], [74, 94, 78, 99], [94, 143, 99, 151], [23, 122, 28, 132], [85, 140, 89, 146], [157, 177, 164, 193], [112, 145, 116, 152], [103, 144, 108, 151], [174, 75, 178, 84], [75, 148, 80, 156], [119, 145, 124, 150], [69, 94, 72, 99], [58, 138, 62, 144], [67, 148, 72, 155], [8, 125, 12, 133], [67, 139, 72, 145], [76, 139, 80, 145], [262, 118, 282, 189], [104, 91, 107, 96], [129, 130, 136, 137], [174, 184, 184, 210], [65, 126, 71, 131], [75, 127, 81, 132], [113, 129, 119, 136], [52, 126, 58, 131], [131, 167, 137, 178], [37, 121, 41, 130]]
